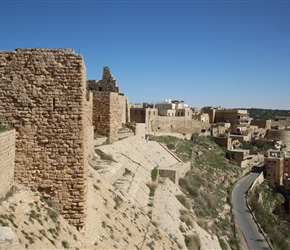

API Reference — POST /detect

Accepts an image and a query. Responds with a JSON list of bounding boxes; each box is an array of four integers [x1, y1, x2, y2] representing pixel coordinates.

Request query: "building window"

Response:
[[148, 111, 151, 115], [153, 111, 155, 115]]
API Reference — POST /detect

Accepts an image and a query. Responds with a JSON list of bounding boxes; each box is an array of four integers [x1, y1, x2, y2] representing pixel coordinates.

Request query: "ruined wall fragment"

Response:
[[90, 67, 130, 143]]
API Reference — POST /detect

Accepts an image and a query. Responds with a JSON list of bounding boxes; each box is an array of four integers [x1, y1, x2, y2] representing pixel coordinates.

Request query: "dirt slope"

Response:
[[1, 135, 223, 250]]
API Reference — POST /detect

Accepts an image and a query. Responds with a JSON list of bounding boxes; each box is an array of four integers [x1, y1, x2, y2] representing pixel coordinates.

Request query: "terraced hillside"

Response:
[[1, 134, 257, 250]]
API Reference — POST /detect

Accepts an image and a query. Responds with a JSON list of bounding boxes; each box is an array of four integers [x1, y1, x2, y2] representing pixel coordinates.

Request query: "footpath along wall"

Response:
[[0, 129, 15, 199]]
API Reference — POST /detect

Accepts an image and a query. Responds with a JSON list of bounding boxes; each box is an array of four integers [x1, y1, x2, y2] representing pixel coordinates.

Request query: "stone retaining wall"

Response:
[[0, 130, 15, 198], [151, 117, 210, 137]]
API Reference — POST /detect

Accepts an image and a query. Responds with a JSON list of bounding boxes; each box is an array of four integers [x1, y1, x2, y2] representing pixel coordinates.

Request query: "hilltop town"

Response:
[[0, 48, 290, 249]]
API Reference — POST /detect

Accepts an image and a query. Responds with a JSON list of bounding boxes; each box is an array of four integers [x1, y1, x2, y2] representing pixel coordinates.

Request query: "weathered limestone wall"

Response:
[[0, 48, 88, 229], [118, 94, 129, 125], [87, 66, 120, 93], [90, 67, 130, 144], [151, 117, 210, 136], [159, 169, 176, 184], [0, 130, 15, 198], [92, 92, 130, 143], [135, 123, 146, 137], [93, 92, 112, 140], [84, 92, 95, 160]]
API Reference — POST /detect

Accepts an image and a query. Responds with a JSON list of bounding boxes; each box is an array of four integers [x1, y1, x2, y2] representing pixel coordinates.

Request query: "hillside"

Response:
[[0, 135, 257, 250], [238, 108, 290, 120], [152, 135, 251, 250]]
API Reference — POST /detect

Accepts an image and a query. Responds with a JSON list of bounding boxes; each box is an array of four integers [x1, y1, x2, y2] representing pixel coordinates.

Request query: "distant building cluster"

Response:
[[130, 101, 290, 171]]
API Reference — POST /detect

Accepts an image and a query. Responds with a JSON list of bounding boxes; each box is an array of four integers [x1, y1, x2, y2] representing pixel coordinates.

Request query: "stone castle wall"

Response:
[[118, 94, 130, 125], [84, 92, 95, 160], [92, 91, 129, 143], [151, 116, 210, 137], [90, 67, 130, 144], [158, 169, 177, 184], [0, 48, 88, 229], [87, 66, 120, 93], [92, 92, 111, 140], [0, 130, 15, 198]]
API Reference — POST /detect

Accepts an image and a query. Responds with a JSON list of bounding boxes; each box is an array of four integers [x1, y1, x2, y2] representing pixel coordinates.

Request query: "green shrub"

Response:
[[180, 213, 194, 228], [176, 195, 192, 210], [248, 182, 290, 250], [0, 126, 10, 133], [61, 240, 69, 249], [151, 167, 158, 181], [184, 234, 201, 250], [113, 195, 123, 209]]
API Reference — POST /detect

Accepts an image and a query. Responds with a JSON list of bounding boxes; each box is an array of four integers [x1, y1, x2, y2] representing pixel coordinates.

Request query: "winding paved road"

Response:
[[232, 172, 271, 250]]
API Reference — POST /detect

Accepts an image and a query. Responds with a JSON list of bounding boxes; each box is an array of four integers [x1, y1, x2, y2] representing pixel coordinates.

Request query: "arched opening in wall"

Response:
[[98, 87, 102, 91]]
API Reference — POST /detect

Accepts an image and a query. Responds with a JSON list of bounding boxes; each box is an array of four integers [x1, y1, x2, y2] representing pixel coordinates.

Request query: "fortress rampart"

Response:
[[0, 129, 15, 198], [87, 66, 120, 93], [89, 67, 130, 143], [0, 48, 88, 229], [92, 92, 129, 143], [151, 116, 210, 136]]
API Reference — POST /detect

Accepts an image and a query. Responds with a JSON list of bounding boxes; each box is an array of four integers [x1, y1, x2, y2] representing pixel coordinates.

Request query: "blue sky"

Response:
[[1, 0, 290, 109]]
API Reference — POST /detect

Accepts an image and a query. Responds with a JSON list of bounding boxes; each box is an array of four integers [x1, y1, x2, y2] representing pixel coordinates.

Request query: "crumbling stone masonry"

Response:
[[0, 130, 15, 198], [89, 67, 130, 143], [87, 66, 120, 93], [0, 48, 90, 229]]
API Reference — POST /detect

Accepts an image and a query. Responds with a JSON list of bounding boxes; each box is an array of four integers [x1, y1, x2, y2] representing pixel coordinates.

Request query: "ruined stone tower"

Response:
[[0, 48, 89, 229], [88, 67, 130, 143]]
